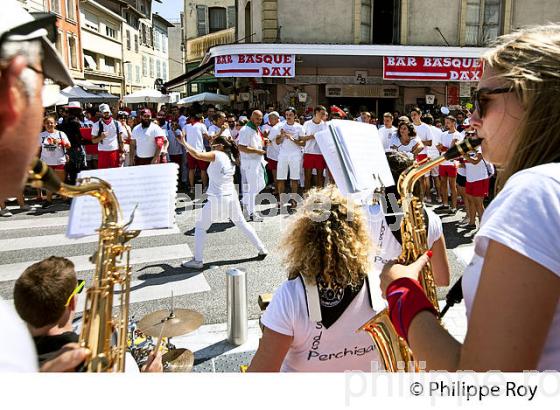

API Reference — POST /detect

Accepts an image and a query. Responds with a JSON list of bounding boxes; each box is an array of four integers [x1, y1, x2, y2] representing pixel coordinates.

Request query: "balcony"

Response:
[[187, 27, 235, 63]]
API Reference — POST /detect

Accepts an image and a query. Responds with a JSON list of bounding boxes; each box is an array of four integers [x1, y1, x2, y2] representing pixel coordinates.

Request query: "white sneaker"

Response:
[[181, 258, 203, 269], [0, 209, 13, 217]]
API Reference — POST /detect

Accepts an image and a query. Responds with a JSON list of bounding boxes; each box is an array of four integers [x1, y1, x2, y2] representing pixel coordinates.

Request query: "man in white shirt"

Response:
[[204, 105, 216, 129], [183, 113, 210, 193], [301, 105, 328, 191], [436, 115, 461, 212], [262, 111, 282, 196], [91, 103, 126, 169], [378, 112, 397, 151], [424, 114, 443, 203], [411, 108, 433, 201], [238, 110, 267, 221], [129, 109, 166, 166], [207, 111, 232, 140], [276, 107, 305, 209]]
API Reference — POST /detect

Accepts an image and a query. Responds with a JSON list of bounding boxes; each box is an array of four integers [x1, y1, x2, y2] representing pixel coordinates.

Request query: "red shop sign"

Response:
[[383, 56, 483, 81]]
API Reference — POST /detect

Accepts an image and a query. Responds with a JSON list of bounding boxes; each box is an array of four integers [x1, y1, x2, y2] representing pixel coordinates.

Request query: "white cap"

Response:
[[99, 104, 111, 113], [239, 115, 248, 122], [1, 1, 74, 86], [268, 111, 280, 118]]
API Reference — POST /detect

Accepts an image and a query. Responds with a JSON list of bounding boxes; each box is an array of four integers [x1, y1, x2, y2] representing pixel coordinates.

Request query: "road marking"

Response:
[[0, 243, 192, 282], [0, 227, 181, 252], [0, 216, 68, 231]]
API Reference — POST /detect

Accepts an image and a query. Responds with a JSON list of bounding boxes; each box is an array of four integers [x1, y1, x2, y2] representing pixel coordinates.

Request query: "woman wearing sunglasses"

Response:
[[176, 134, 268, 269], [379, 24, 560, 371]]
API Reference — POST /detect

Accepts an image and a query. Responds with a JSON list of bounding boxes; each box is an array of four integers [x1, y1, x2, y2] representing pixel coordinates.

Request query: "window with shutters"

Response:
[[162, 62, 167, 81], [66, 0, 76, 21], [156, 60, 161, 79], [67, 35, 78, 69], [50, 0, 61, 15], [126, 30, 131, 50], [360, 0, 372, 44], [135, 65, 141, 84], [84, 11, 99, 32], [465, 0, 502, 46], [106, 25, 117, 40], [134, 34, 139, 53], [149, 57, 154, 78], [142, 55, 147, 76], [227, 6, 236, 28], [162, 34, 167, 53], [196, 5, 207, 37], [154, 30, 161, 51], [127, 64, 132, 81], [209, 7, 227, 33]]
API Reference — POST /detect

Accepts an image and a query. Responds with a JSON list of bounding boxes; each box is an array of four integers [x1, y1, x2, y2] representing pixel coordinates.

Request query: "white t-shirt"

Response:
[[206, 151, 236, 197], [278, 122, 304, 160], [413, 122, 432, 155], [439, 130, 461, 166], [388, 134, 421, 155], [427, 125, 442, 159], [465, 146, 490, 182], [364, 204, 442, 311], [302, 119, 327, 155], [208, 124, 232, 139], [0, 299, 38, 372], [263, 123, 282, 161], [92, 119, 126, 152], [39, 131, 70, 166], [238, 125, 263, 164], [378, 126, 397, 151], [183, 122, 208, 152], [462, 164, 560, 370], [131, 122, 165, 158], [261, 277, 380, 372]]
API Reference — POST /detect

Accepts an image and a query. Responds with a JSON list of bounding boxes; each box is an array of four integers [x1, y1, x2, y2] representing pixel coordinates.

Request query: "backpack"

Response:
[[95, 119, 121, 144]]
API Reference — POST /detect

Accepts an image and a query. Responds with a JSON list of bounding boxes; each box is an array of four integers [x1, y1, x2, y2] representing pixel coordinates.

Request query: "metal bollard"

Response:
[[226, 268, 248, 345]]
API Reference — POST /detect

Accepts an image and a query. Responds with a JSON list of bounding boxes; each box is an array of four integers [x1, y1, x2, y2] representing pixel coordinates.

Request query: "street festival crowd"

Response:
[[1, 1, 559, 375]]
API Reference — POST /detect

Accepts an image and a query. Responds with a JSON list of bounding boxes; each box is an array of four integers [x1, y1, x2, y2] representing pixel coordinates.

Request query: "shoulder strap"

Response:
[[299, 275, 322, 322]]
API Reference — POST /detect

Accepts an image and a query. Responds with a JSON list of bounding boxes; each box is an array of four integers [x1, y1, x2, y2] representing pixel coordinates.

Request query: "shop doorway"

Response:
[[326, 98, 396, 119]]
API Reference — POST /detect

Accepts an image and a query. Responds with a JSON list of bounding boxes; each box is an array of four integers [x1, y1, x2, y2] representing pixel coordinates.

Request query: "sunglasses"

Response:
[[472, 87, 514, 118], [65, 279, 85, 307]]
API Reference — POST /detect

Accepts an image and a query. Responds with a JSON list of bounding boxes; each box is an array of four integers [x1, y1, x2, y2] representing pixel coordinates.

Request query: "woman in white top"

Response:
[[177, 134, 268, 269], [249, 187, 380, 372], [389, 121, 424, 158], [38, 114, 71, 208], [380, 24, 560, 371], [462, 146, 491, 229]]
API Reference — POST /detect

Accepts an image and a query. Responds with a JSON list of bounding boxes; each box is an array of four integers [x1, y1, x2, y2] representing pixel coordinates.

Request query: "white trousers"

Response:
[[241, 160, 265, 216], [194, 195, 265, 261]]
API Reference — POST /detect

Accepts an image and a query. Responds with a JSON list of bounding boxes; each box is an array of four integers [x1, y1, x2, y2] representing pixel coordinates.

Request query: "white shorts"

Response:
[[277, 156, 302, 180]]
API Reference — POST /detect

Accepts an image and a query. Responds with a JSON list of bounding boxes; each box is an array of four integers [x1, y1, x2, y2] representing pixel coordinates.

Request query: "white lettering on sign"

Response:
[[215, 54, 295, 78], [383, 56, 484, 82]]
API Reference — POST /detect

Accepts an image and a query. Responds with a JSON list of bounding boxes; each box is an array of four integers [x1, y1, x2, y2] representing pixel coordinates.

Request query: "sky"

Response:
[[153, 0, 183, 21]]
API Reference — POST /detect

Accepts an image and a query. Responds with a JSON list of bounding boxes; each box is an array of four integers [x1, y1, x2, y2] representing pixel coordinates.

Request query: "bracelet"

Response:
[[386, 277, 437, 342]]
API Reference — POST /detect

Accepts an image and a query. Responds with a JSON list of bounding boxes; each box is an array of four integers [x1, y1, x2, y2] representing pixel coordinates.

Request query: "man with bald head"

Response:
[[238, 110, 267, 222]]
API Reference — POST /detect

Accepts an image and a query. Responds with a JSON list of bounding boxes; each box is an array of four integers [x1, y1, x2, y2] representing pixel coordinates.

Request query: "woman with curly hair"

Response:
[[388, 121, 424, 157], [248, 187, 380, 372], [380, 24, 560, 371]]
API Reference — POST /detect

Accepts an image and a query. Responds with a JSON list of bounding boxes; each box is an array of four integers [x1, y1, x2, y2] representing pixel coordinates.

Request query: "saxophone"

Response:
[[28, 159, 140, 372], [359, 137, 482, 372]]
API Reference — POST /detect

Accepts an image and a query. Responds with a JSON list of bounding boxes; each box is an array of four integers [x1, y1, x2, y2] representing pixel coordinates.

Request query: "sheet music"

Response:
[[315, 120, 394, 199], [67, 163, 179, 238]]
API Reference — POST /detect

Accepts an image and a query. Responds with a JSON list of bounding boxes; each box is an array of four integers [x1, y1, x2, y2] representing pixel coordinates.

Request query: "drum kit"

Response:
[[128, 304, 204, 372]]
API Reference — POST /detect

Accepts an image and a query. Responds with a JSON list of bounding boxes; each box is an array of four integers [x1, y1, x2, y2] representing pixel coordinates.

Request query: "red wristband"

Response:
[[386, 277, 437, 342]]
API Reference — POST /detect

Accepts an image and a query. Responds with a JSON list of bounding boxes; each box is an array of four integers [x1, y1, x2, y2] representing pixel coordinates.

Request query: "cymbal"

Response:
[[138, 309, 204, 338], [163, 348, 194, 373]]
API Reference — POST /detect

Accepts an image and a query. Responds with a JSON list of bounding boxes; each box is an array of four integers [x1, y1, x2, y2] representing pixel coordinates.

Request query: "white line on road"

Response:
[[0, 243, 192, 282], [0, 227, 181, 252], [0, 216, 68, 231]]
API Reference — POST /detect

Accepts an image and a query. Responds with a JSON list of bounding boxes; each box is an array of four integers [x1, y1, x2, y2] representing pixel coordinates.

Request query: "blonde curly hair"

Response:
[[280, 186, 371, 287]]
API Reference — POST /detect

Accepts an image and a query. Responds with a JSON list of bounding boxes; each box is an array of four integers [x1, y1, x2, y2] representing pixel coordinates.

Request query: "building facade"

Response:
[[220, 0, 560, 114], [168, 15, 187, 96], [80, 0, 125, 96]]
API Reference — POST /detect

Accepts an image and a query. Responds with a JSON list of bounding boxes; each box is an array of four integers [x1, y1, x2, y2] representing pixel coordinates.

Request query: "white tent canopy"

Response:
[[178, 92, 230, 105], [123, 89, 170, 104]]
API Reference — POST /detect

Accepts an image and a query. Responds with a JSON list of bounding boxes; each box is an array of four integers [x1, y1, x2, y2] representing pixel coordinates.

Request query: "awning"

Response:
[[123, 89, 170, 104], [163, 60, 214, 91], [61, 86, 104, 103], [75, 79, 106, 91], [95, 91, 119, 101], [84, 55, 97, 70]]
